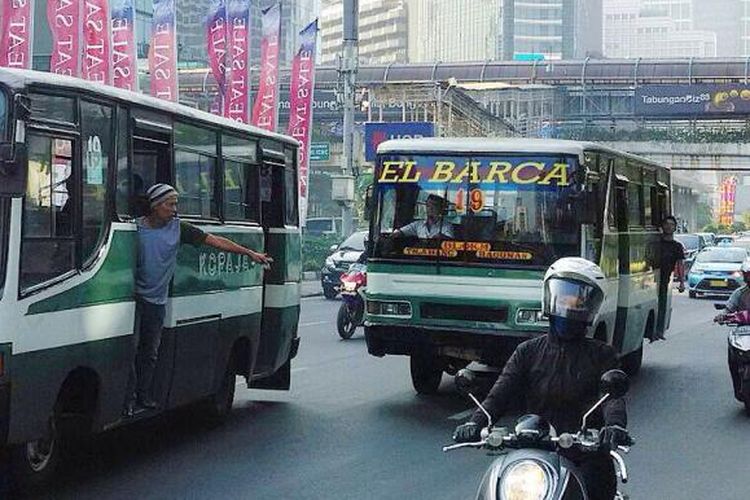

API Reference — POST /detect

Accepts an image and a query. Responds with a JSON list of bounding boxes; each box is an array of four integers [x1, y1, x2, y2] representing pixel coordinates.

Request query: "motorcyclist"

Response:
[[715, 261, 750, 322], [453, 257, 631, 500]]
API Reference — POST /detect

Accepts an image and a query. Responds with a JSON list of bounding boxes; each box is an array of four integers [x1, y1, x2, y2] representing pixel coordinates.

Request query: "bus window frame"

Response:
[[220, 133, 261, 225], [173, 120, 221, 222]]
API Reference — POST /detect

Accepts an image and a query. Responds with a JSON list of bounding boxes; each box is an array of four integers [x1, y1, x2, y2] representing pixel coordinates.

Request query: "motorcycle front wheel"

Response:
[[337, 303, 357, 339]]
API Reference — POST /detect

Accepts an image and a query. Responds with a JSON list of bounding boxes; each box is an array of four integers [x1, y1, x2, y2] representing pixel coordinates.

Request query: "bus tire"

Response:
[[202, 355, 236, 423], [10, 414, 62, 491], [621, 345, 643, 376], [410, 355, 443, 395]]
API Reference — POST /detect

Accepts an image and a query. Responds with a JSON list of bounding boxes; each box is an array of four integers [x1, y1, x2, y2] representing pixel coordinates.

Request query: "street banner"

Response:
[[47, 0, 80, 76], [224, 0, 250, 122], [149, 0, 178, 101], [251, 2, 281, 130], [111, 0, 137, 91], [206, 0, 228, 114], [286, 19, 318, 226], [82, 0, 112, 84], [0, 0, 34, 69]]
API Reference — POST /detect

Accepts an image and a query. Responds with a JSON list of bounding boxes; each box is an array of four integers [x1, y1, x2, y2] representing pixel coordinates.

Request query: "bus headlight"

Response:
[[499, 460, 551, 500], [367, 300, 412, 318], [516, 309, 546, 325]]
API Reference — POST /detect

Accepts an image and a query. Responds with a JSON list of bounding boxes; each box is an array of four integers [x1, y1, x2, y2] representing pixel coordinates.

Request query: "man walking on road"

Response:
[[655, 215, 685, 340], [124, 183, 272, 417]]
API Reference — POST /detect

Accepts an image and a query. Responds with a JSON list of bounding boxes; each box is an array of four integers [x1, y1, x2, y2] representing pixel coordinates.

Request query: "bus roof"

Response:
[[0, 68, 298, 148], [377, 137, 667, 169]]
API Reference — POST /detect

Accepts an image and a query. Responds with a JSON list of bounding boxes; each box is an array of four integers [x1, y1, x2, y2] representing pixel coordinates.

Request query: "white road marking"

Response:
[[447, 409, 475, 421], [300, 320, 330, 327]]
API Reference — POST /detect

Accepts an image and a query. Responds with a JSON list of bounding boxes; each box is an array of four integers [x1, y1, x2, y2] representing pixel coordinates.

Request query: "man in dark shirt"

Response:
[[655, 215, 685, 339]]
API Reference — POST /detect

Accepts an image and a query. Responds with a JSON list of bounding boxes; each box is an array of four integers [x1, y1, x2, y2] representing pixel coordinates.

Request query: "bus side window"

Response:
[[174, 122, 219, 219], [222, 134, 259, 222], [80, 101, 113, 266], [115, 106, 130, 218], [21, 135, 77, 291], [260, 147, 285, 227]]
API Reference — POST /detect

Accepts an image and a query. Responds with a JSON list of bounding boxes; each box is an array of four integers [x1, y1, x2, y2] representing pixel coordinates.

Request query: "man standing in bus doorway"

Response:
[[123, 184, 273, 417], [655, 215, 685, 340]]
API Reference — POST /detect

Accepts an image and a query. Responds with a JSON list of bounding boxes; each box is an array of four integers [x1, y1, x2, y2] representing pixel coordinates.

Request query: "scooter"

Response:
[[337, 263, 367, 340], [444, 369, 632, 500], [714, 306, 750, 415]]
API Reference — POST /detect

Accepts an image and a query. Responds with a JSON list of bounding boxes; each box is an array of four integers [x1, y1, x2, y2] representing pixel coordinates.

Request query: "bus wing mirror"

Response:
[[364, 184, 374, 221]]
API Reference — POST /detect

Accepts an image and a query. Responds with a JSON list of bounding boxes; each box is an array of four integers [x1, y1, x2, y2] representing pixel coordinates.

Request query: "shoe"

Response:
[[123, 402, 136, 418], [137, 398, 159, 410]]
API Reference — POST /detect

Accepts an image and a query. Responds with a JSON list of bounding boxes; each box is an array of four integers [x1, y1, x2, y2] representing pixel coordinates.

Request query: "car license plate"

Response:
[[710, 280, 727, 287]]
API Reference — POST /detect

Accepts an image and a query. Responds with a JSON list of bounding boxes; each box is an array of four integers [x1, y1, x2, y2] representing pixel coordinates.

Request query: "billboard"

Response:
[[364, 122, 435, 162], [635, 85, 750, 116]]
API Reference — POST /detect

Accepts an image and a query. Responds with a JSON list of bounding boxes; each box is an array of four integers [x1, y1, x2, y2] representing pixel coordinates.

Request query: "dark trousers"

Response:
[[656, 275, 670, 336], [125, 299, 166, 406], [577, 453, 617, 500]]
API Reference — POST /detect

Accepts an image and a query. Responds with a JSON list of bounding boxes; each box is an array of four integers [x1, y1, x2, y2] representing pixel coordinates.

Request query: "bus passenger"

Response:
[[123, 183, 272, 417], [392, 194, 454, 239], [655, 215, 685, 340]]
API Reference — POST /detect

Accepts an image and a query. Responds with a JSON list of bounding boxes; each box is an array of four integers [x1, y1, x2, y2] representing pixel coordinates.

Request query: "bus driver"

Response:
[[392, 194, 454, 239]]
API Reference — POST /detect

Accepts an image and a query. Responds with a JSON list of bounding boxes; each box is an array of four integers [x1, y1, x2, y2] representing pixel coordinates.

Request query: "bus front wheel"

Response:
[[410, 355, 443, 395]]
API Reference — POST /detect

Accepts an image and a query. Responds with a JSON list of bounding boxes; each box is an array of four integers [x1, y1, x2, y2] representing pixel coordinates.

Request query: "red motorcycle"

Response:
[[337, 263, 367, 339]]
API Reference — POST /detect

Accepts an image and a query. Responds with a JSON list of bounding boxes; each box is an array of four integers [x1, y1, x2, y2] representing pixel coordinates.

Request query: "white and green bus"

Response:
[[0, 69, 301, 484], [364, 138, 672, 394]]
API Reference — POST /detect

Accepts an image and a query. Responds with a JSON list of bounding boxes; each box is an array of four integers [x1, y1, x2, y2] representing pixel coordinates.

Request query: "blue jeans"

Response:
[[125, 298, 166, 406]]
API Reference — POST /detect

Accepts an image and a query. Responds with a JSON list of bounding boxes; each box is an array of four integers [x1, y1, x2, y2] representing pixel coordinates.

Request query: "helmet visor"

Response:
[[543, 277, 604, 324]]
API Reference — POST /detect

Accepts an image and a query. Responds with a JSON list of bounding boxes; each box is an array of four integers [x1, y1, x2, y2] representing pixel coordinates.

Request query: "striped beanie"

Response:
[[146, 183, 178, 208]]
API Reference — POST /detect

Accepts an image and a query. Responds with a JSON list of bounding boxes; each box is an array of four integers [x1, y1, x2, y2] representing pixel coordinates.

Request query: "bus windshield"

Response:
[[372, 153, 584, 267]]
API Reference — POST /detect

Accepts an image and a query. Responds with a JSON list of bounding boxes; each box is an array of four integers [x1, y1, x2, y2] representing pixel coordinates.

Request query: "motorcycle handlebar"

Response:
[[442, 440, 486, 452]]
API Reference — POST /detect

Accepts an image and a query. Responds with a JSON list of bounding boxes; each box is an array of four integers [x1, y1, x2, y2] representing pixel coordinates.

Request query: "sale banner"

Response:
[[0, 0, 34, 69], [223, 0, 250, 122], [111, 0, 137, 90], [149, 0, 178, 101], [206, 0, 228, 114], [251, 2, 281, 130], [82, 0, 112, 84], [47, 0, 79, 76]]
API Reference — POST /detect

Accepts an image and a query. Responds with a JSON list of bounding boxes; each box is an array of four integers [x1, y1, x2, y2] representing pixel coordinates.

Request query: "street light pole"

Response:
[[339, 0, 358, 237]]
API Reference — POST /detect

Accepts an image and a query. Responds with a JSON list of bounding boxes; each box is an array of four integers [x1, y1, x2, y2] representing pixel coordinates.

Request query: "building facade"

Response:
[[603, 0, 720, 58], [407, 0, 499, 63], [501, 0, 602, 60], [320, 0, 409, 65]]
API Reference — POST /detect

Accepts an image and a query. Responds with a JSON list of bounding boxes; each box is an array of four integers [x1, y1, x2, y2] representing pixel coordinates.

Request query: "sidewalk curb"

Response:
[[302, 291, 324, 298]]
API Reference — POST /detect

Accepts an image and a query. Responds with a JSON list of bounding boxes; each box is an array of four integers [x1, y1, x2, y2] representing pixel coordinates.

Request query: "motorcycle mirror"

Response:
[[600, 369, 629, 400], [329, 244, 338, 252], [468, 393, 492, 430], [714, 303, 727, 311]]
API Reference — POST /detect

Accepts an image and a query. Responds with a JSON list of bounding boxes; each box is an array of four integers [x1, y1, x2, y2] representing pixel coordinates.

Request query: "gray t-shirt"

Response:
[[135, 218, 206, 305], [726, 285, 750, 313]]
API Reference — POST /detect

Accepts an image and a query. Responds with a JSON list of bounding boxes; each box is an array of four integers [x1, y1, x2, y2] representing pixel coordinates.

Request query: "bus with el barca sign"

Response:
[[0, 68, 301, 486], [364, 138, 672, 394]]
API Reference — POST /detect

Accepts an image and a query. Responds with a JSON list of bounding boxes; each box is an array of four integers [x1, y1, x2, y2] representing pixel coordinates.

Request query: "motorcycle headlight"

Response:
[[342, 281, 357, 292], [499, 460, 551, 500], [324, 256, 335, 269]]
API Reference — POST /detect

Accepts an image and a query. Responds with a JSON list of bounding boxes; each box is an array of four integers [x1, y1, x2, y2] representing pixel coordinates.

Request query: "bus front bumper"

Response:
[[364, 324, 540, 366]]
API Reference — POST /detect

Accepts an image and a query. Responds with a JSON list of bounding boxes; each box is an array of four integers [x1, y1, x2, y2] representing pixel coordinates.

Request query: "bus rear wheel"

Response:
[[201, 355, 236, 422], [410, 355, 443, 395], [10, 416, 61, 490]]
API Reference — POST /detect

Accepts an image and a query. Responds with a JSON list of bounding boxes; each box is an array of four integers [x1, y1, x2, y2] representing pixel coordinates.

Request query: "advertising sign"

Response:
[[286, 19, 318, 226], [111, 0, 137, 90], [251, 2, 281, 130], [635, 85, 750, 116], [310, 143, 330, 162], [1, 0, 34, 69], [48, 0, 80, 76], [82, 0, 111, 84], [364, 122, 435, 162], [149, 0, 177, 101], [224, 0, 250, 123], [206, 0, 228, 113]]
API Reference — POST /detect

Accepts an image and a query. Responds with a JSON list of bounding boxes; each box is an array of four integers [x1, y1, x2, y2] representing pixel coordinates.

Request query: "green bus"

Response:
[[0, 69, 301, 484], [364, 138, 672, 394]]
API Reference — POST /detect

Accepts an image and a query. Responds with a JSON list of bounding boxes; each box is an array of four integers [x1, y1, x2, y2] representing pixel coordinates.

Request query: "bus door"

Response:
[[251, 145, 301, 389], [612, 174, 631, 353], [129, 115, 177, 408]]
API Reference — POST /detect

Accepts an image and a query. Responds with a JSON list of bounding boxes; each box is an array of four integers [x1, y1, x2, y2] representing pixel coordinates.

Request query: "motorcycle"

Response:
[[714, 306, 750, 415], [337, 263, 367, 340], [444, 369, 632, 500]]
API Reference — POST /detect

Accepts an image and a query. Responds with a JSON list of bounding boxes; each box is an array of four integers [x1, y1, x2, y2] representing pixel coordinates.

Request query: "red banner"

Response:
[[149, 0, 178, 101], [251, 3, 281, 130], [224, 0, 250, 123], [206, 0, 228, 114], [82, 0, 111, 83], [111, 0, 137, 90], [0, 0, 34, 69], [47, 0, 80, 76], [286, 20, 318, 226]]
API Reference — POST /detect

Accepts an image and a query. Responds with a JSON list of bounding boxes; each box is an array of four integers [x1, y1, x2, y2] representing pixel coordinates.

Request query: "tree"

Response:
[[732, 221, 747, 233]]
